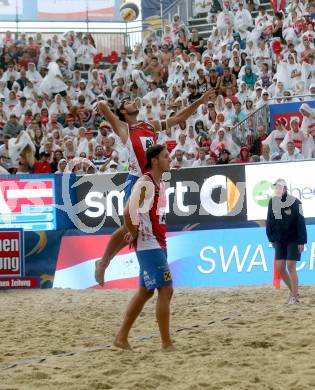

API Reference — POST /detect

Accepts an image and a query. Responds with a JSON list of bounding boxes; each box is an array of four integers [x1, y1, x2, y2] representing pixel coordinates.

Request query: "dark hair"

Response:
[[116, 98, 130, 122], [145, 144, 166, 168]]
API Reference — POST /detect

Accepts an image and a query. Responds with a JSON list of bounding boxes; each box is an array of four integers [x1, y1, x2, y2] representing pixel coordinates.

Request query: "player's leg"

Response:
[[286, 242, 301, 300], [95, 225, 128, 286], [275, 242, 292, 292], [287, 260, 298, 299], [114, 286, 154, 349], [276, 260, 292, 292], [95, 174, 139, 286], [156, 284, 174, 351]]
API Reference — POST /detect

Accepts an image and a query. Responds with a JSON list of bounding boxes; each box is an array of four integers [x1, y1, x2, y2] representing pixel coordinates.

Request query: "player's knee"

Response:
[[287, 263, 296, 274], [158, 285, 173, 300], [276, 262, 285, 274]]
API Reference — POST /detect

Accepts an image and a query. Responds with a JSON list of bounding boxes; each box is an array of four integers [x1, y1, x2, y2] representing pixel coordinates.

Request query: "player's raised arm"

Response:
[[97, 100, 129, 143], [150, 88, 215, 131]]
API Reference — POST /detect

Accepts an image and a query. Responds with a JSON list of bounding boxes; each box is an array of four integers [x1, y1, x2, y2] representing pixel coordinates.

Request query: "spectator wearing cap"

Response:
[[63, 114, 79, 137], [266, 178, 307, 304], [95, 121, 110, 145], [3, 113, 23, 137], [216, 148, 232, 164]]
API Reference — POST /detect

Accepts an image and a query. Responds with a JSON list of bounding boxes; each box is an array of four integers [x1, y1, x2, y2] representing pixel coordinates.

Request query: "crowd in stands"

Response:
[[0, 0, 315, 175]]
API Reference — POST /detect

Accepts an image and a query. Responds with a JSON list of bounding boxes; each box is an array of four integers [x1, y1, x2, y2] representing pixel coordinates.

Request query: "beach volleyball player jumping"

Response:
[[114, 144, 174, 351], [95, 89, 214, 286]]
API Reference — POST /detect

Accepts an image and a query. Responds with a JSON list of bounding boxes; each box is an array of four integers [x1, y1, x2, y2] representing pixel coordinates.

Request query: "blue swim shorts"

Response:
[[137, 248, 172, 290]]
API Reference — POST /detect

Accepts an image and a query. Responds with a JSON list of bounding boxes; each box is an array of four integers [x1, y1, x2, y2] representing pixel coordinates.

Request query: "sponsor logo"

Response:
[[163, 271, 171, 281], [199, 175, 241, 217], [0, 230, 23, 277], [252, 180, 274, 208]]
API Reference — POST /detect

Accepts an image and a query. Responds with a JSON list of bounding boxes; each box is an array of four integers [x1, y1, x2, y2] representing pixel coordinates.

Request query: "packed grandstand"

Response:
[[0, 0, 314, 175]]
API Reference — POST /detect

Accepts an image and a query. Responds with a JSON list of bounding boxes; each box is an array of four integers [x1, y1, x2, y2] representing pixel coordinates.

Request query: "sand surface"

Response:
[[0, 286, 315, 390]]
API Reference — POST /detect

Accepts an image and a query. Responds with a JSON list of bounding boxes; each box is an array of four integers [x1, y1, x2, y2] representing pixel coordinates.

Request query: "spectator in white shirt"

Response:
[[281, 141, 303, 161], [26, 62, 42, 85], [171, 149, 190, 168], [76, 35, 97, 68], [192, 147, 208, 167]]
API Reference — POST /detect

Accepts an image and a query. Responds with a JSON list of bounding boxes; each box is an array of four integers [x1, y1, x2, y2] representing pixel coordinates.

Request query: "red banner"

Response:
[[0, 277, 39, 289]]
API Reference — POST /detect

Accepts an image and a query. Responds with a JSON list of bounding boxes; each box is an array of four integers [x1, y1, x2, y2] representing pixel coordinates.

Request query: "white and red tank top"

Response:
[[125, 121, 157, 177], [135, 173, 167, 251]]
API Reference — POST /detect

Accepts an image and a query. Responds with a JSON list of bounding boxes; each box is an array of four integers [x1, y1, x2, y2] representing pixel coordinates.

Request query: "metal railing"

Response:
[[163, 0, 194, 24], [231, 93, 315, 147], [0, 23, 143, 55], [232, 104, 269, 147]]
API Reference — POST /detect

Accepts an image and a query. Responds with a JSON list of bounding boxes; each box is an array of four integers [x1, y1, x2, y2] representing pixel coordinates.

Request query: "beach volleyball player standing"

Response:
[[114, 144, 174, 351]]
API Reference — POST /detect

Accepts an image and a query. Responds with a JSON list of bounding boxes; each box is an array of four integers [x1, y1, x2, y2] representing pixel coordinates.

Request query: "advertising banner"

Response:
[[0, 228, 39, 289], [37, 0, 116, 20], [269, 100, 315, 131], [74, 165, 247, 231], [0, 0, 123, 21], [141, 0, 172, 31], [53, 225, 315, 289], [245, 161, 315, 221]]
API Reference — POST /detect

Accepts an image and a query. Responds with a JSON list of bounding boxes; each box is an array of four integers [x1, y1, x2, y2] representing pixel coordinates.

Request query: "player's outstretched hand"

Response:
[[200, 88, 215, 104]]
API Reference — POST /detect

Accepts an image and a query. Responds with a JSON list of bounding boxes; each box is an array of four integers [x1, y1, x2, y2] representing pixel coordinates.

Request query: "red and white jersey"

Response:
[[135, 173, 167, 251], [125, 121, 157, 177]]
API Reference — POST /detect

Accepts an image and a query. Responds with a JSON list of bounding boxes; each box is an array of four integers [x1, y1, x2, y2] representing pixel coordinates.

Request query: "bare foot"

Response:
[[113, 338, 132, 350], [162, 344, 176, 352], [94, 259, 110, 287]]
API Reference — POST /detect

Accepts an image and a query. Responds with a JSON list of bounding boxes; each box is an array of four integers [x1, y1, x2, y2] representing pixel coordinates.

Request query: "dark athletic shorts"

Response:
[[275, 242, 301, 261]]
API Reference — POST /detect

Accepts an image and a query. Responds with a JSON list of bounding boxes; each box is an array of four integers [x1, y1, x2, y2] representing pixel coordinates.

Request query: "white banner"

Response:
[[0, 0, 23, 15], [37, 0, 115, 19], [245, 161, 315, 220]]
